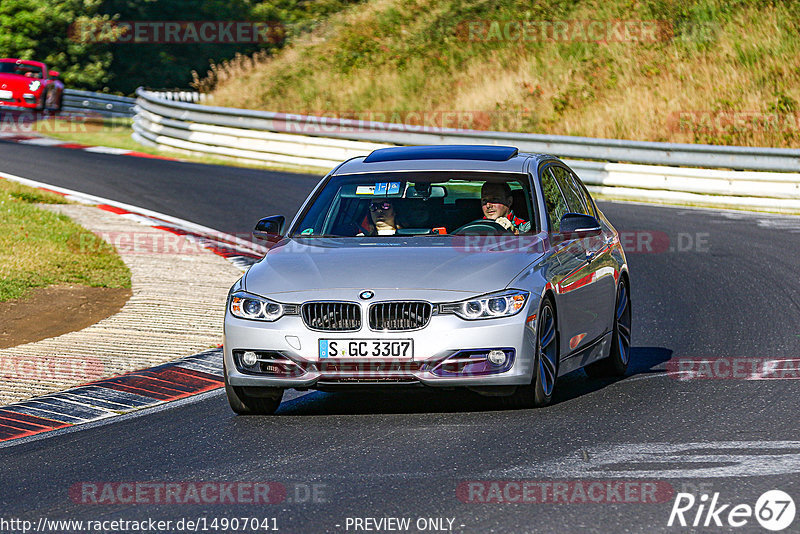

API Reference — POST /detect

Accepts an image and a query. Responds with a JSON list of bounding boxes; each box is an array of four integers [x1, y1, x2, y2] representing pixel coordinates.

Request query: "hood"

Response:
[[244, 236, 544, 297], [0, 74, 43, 92]]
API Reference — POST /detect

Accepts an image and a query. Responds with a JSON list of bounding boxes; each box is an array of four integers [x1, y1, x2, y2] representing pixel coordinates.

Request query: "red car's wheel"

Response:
[[35, 89, 46, 111], [47, 90, 63, 112]]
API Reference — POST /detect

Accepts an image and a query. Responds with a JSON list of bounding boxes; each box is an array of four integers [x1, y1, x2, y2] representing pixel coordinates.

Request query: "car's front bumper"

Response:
[[0, 93, 41, 109], [224, 311, 537, 389]]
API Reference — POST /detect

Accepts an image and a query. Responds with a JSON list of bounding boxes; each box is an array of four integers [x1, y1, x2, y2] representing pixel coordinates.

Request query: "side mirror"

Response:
[[559, 213, 602, 237], [253, 215, 285, 241], [48, 70, 59, 78]]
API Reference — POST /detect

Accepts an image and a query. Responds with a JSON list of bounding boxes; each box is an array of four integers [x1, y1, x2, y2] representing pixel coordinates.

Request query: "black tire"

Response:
[[584, 277, 632, 378], [502, 297, 559, 408], [224, 361, 283, 415], [44, 90, 62, 112], [35, 89, 46, 111]]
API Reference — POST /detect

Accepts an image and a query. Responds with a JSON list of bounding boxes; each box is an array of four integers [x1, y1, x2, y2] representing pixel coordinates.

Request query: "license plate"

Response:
[[319, 339, 413, 359], [0, 90, 13, 99]]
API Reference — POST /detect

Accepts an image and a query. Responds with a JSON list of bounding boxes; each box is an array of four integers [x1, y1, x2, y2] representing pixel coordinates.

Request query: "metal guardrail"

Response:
[[565, 160, 800, 211], [134, 88, 800, 172], [62, 89, 135, 118], [132, 88, 800, 212], [145, 91, 210, 103], [132, 92, 392, 169], [60, 89, 205, 117]]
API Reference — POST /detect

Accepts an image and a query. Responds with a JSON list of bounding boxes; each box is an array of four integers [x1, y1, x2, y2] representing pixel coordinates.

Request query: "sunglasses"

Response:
[[369, 202, 393, 212], [481, 197, 509, 205]]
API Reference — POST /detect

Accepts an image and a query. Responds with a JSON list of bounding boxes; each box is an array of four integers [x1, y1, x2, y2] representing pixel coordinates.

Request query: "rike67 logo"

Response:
[[668, 490, 796, 531]]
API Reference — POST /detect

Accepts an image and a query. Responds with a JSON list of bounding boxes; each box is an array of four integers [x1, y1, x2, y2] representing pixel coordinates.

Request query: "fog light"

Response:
[[487, 350, 507, 366], [242, 351, 258, 366]]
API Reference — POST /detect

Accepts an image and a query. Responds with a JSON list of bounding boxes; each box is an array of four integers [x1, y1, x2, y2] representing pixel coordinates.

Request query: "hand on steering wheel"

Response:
[[494, 216, 515, 231], [451, 219, 513, 235]]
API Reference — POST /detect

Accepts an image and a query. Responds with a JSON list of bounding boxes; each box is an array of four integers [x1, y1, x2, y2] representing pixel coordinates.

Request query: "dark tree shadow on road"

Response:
[[549, 346, 672, 406], [262, 346, 672, 416]]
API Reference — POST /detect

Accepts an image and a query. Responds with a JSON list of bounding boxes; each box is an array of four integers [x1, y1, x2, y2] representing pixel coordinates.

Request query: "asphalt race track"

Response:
[[1, 141, 799, 533]]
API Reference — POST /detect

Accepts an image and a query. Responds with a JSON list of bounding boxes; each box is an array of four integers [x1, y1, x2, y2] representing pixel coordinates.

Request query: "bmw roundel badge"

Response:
[[359, 290, 374, 300]]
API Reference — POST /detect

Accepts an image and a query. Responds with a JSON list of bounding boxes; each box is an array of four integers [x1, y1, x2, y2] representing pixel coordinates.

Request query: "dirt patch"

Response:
[[0, 285, 132, 349]]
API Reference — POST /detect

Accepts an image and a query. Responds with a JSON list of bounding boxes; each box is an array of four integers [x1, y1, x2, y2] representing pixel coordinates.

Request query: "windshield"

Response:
[[290, 172, 537, 237], [0, 62, 43, 78]]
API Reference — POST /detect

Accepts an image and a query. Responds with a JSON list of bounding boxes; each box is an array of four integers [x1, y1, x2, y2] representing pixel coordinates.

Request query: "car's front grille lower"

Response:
[[369, 301, 432, 331], [301, 302, 361, 331]]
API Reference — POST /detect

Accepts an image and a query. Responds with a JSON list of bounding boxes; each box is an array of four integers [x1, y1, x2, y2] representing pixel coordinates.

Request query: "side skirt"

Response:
[[557, 331, 612, 376]]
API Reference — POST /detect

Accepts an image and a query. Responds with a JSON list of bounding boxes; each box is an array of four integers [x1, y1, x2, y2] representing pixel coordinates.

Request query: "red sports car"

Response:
[[0, 58, 64, 111]]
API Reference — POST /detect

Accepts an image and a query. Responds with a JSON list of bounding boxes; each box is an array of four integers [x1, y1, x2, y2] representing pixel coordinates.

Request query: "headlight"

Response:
[[229, 291, 293, 322], [439, 289, 529, 320]]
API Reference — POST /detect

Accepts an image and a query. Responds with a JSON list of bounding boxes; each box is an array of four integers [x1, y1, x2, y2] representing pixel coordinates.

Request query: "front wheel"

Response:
[[585, 278, 632, 378], [224, 362, 283, 415], [502, 297, 559, 408], [52, 92, 63, 112], [35, 90, 46, 111]]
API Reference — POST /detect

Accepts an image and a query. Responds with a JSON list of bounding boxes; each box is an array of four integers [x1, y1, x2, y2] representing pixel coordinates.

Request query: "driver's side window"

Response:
[[540, 167, 569, 232]]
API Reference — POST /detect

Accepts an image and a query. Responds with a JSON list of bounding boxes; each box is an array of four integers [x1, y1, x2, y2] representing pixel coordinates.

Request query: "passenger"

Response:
[[480, 182, 530, 234], [359, 199, 402, 236]]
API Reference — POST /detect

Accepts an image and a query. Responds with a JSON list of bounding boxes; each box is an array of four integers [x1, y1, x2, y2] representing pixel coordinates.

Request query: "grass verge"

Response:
[[0, 180, 131, 302], [38, 118, 143, 152]]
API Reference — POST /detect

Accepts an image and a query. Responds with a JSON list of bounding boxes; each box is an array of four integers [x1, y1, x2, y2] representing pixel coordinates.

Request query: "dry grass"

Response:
[[200, 0, 800, 147]]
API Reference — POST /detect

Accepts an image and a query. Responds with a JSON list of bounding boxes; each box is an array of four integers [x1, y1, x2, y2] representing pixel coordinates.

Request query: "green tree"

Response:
[[0, 0, 365, 93], [0, 0, 115, 89], [101, 0, 365, 93], [100, 0, 257, 94]]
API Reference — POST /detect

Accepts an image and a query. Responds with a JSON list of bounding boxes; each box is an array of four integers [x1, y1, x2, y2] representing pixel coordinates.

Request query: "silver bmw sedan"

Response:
[[223, 145, 631, 414]]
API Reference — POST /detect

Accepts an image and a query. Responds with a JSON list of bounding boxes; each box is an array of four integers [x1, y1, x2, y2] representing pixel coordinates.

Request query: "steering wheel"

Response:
[[450, 219, 511, 235]]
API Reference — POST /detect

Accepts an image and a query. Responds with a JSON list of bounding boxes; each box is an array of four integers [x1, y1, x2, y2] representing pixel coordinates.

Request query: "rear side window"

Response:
[[551, 166, 589, 215], [540, 168, 569, 232]]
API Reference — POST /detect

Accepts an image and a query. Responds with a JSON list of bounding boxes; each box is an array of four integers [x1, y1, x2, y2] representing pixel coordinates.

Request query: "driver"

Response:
[[480, 182, 530, 234]]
